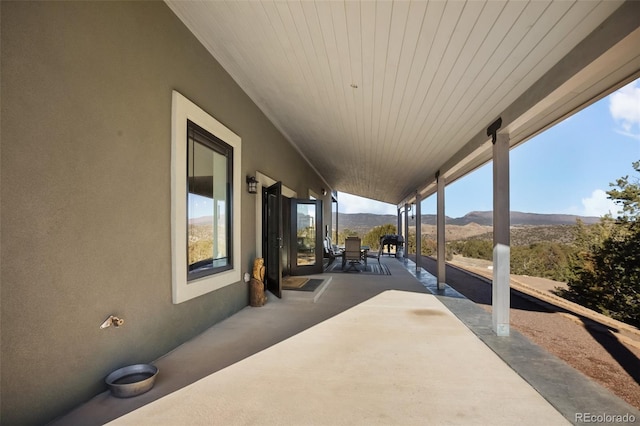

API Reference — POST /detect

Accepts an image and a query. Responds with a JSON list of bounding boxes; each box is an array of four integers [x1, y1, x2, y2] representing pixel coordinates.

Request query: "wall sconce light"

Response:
[[322, 188, 327, 196], [246, 176, 258, 194]]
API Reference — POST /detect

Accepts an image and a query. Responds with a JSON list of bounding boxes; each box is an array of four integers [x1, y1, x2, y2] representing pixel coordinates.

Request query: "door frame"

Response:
[[290, 198, 324, 276]]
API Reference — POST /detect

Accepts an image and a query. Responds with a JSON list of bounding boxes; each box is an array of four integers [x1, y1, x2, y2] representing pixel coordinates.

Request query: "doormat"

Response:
[[283, 278, 325, 292], [329, 263, 391, 275], [282, 276, 308, 289]]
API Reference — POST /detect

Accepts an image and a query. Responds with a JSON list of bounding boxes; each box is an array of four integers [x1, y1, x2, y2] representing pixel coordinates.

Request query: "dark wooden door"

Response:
[[264, 182, 283, 298]]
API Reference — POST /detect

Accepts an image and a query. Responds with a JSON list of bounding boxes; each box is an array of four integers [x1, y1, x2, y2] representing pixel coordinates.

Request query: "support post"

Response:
[[404, 203, 409, 259], [335, 199, 339, 243], [492, 132, 510, 336], [436, 172, 446, 290], [415, 194, 421, 271]]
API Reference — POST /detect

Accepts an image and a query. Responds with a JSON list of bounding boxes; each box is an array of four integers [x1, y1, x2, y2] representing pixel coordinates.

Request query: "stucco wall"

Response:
[[0, 2, 330, 424]]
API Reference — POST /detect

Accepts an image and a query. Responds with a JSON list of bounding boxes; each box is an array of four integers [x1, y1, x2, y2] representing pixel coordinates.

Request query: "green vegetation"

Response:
[[472, 224, 578, 245], [337, 224, 398, 249], [405, 231, 437, 257], [449, 239, 493, 261], [362, 224, 397, 249], [189, 239, 213, 264], [336, 228, 360, 245], [445, 161, 640, 327], [188, 224, 214, 264], [510, 242, 577, 281], [557, 161, 640, 327], [446, 238, 576, 281]]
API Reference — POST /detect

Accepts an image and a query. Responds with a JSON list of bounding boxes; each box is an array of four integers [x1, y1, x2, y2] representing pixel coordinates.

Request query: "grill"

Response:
[[380, 234, 404, 257]]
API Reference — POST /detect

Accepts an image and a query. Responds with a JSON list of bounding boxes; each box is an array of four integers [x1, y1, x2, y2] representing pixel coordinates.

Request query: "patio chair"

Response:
[[324, 237, 343, 265], [367, 243, 384, 266], [342, 237, 363, 271], [323, 237, 331, 258], [326, 237, 343, 256]]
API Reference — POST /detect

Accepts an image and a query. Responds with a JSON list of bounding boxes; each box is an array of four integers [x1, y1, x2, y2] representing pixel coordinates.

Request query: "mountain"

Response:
[[337, 213, 398, 231], [189, 216, 214, 225], [447, 211, 600, 226], [338, 211, 600, 233]]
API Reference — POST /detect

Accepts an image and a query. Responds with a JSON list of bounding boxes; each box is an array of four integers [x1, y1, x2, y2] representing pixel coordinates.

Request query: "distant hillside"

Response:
[[338, 211, 601, 244], [339, 211, 599, 231], [447, 211, 600, 226], [338, 213, 398, 235], [471, 224, 579, 245]]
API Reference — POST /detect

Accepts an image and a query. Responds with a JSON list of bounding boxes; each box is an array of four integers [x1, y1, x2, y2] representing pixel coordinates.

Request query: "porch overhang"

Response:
[[399, 2, 640, 207], [166, 0, 640, 207]]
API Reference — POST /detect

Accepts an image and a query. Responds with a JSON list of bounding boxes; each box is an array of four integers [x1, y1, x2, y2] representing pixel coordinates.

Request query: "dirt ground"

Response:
[[416, 255, 640, 410]]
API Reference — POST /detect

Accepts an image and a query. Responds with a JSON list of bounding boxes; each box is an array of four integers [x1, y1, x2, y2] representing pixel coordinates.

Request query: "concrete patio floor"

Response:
[[52, 257, 639, 425]]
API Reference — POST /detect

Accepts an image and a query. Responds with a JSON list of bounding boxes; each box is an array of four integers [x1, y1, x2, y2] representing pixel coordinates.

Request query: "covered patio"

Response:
[[3, 1, 640, 423], [53, 257, 638, 425], [168, 0, 640, 335]]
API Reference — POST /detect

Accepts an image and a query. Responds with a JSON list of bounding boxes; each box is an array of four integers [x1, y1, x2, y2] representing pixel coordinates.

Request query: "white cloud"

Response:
[[613, 129, 640, 141], [581, 189, 618, 217], [609, 80, 640, 139], [338, 192, 396, 215]]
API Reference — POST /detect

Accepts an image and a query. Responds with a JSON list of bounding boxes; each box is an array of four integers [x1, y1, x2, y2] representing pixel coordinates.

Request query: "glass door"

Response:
[[290, 198, 323, 275]]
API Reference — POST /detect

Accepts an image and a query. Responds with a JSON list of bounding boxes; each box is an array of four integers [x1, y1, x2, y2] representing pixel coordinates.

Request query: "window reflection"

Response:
[[187, 120, 231, 280], [296, 204, 316, 266]]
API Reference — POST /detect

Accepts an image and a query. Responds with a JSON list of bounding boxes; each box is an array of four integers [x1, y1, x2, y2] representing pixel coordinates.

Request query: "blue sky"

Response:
[[339, 78, 640, 218]]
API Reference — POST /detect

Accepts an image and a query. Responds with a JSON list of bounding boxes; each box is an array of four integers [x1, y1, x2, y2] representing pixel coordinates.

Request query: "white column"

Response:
[[493, 133, 510, 337], [415, 195, 421, 271], [436, 172, 446, 290], [404, 204, 409, 259]]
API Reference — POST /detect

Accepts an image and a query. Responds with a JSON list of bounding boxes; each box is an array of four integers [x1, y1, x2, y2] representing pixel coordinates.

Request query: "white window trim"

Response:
[[171, 90, 242, 304]]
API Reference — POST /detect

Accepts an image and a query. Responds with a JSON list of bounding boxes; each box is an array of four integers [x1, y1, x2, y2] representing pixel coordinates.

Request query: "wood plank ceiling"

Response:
[[165, 0, 626, 205]]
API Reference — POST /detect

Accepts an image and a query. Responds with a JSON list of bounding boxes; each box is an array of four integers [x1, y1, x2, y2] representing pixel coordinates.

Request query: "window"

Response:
[[187, 120, 233, 280], [172, 91, 241, 304]]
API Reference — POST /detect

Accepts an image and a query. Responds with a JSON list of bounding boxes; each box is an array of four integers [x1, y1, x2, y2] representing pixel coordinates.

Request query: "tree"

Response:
[[510, 242, 576, 282], [336, 228, 359, 245], [406, 230, 416, 254], [608, 160, 640, 223], [362, 224, 397, 249], [405, 231, 437, 257], [422, 238, 437, 257], [560, 161, 640, 327]]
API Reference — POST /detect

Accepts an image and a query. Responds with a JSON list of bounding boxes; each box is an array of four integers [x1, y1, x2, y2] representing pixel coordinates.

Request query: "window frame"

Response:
[[171, 91, 241, 304], [186, 119, 233, 281]]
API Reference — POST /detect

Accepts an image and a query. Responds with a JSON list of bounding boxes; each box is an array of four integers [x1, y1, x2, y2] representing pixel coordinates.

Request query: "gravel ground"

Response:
[[414, 255, 640, 410]]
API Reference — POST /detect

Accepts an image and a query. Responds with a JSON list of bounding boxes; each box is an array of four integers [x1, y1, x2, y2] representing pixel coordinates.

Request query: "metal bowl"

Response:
[[105, 364, 159, 398]]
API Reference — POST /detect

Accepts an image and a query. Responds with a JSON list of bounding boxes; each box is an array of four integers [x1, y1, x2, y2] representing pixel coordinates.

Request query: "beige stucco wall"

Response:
[[0, 2, 331, 424]]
